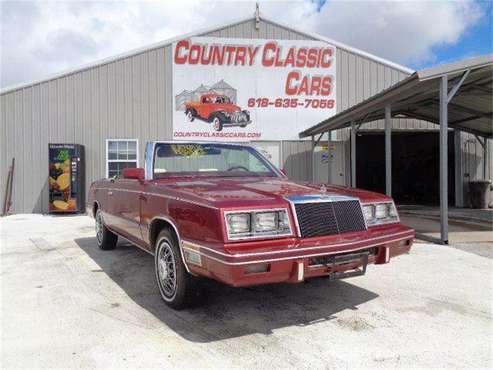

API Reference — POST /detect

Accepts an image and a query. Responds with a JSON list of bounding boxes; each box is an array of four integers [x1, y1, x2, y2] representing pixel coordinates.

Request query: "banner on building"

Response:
[[172, 37, 336, 141]]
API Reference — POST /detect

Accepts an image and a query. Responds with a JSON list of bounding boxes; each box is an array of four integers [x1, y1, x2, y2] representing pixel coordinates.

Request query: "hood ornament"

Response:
[[320, 184, 327, 194]]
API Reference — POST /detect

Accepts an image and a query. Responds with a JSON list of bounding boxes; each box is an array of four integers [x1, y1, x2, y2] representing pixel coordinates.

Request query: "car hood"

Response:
[[154, 177, 390, 208]]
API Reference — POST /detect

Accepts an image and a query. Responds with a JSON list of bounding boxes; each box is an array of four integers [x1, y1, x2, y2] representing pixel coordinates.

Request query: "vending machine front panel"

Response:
[[48, 144, 85, 213]]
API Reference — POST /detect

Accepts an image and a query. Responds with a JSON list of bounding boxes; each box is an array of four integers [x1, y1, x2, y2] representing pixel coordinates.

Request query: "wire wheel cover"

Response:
[[157, 241, 177, 298], [95, 211, 103, 244]]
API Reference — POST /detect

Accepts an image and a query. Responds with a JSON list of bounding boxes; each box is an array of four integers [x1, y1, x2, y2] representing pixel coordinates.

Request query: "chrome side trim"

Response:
[[182, 228, 415, 258], [92, 187, 218, 210], [148, 215, 191, 273], [181, 234, 414, 266], [145, 141, 156, 181], [284, 194, 358, 203]]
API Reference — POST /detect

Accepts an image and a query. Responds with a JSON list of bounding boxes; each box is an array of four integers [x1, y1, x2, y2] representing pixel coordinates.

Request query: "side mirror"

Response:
[[122, 167, 145, 181]]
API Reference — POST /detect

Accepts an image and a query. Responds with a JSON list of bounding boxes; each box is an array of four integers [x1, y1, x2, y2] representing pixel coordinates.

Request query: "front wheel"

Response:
[[95, 209, 117, 250], [154, 229, 197, 309], [185, 109, 195, 122]]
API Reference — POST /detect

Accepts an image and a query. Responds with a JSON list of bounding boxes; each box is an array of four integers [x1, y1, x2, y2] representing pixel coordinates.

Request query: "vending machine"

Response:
[[48, 144, 85, 213]]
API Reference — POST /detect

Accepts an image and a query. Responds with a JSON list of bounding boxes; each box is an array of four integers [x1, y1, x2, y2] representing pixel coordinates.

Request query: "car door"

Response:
[[106, 178, 142, 242]]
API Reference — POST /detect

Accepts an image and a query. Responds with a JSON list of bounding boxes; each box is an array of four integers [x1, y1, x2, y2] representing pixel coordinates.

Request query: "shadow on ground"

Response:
[[75, 237, 379, 343]]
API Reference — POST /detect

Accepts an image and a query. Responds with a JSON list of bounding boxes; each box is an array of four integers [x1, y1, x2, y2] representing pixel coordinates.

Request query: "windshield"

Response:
[[153, 143, 279, 178]]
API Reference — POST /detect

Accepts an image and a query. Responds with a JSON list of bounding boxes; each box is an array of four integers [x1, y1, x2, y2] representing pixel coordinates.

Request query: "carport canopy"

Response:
[[299, 54, 493, 244]]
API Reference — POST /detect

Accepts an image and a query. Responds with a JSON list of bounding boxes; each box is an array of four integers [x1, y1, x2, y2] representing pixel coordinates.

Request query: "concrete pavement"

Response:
[[1, 214, 492, 369]]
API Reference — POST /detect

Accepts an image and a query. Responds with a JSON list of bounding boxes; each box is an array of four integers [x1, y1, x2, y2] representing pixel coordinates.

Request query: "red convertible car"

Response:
[[88, 141, 414, 309], [184, 93, 251, 132]]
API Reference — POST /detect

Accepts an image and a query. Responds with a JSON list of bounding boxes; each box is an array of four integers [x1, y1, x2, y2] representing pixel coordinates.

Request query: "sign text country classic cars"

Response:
[[173, 38, 336, 141]]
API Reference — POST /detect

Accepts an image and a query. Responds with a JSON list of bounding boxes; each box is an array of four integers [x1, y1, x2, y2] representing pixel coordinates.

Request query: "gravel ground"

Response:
[[1, 214, 492, 369]]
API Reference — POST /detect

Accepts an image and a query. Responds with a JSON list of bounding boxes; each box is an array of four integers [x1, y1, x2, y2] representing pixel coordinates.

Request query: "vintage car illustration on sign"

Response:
[[88, 142, 415, 309], [184, 93, 251, 131]]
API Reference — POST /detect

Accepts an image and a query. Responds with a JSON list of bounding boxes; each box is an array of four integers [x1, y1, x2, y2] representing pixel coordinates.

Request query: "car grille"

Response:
[[294, 200, 366, 238]]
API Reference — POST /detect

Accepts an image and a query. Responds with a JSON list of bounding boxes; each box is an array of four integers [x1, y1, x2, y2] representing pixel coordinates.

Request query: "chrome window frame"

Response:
[[144, 141, 284, 180]]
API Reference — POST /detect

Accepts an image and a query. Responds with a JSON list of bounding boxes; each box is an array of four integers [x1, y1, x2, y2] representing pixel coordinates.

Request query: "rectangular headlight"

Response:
[[363, 202, 399, 226], [225, 209, 291, 240], [363, 204, 375, 222], [375, 204, 388, 219], [254, 212, 277, 232], [226, 213, 250, 234]]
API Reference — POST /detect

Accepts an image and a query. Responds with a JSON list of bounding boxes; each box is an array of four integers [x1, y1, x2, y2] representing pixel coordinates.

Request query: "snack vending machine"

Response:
[[48, 144, 85, 213]]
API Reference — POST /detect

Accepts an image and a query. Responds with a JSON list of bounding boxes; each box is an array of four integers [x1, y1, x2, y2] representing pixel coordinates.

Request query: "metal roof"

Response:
[[0, 14, 413, 95], [300, 54, 493, 138]]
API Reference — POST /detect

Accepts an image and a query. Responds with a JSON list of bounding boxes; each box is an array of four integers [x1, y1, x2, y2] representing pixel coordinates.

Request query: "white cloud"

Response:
[[0, 0, 487, 88]]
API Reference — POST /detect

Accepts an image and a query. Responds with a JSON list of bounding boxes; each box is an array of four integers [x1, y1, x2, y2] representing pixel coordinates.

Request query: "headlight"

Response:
[[226, 213, 250, 234], [375, 204, 388, 219], [362, 202, 399, 226], [254, 212, 277, 232], [363, 205, 375, 222], [225, 209, 292, 240]]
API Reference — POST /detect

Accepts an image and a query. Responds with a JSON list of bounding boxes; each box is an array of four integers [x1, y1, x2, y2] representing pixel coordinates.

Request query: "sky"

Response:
[[1, 0, 492, 89]]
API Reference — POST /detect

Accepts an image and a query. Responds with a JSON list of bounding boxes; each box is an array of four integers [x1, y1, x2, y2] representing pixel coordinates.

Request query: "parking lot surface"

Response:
[[1, 214, 492, 369]]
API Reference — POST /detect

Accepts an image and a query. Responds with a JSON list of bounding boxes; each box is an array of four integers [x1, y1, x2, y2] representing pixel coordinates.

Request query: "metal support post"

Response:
[[351, 122, 356, 188], [327, 130, 332, 184], [385, 104, 392, 197], [439, 75, 449, 244], [454, 130, 464, 207], [311, 135, 315, 182]]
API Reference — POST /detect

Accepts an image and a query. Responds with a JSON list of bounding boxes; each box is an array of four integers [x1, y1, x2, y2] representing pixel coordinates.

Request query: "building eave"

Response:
[[1, 13, 414, 95]]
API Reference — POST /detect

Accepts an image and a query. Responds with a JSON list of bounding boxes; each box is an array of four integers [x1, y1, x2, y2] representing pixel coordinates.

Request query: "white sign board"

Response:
[[172, 37, 336, 141]]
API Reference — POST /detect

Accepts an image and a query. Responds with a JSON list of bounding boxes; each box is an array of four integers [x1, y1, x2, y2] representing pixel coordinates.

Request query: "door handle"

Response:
[[139, 194, 147, 202], [108, 191, 113, 196]]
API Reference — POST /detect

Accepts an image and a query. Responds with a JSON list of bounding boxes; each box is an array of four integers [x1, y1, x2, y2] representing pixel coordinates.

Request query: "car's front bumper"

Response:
[[181, 224, 415, 287]]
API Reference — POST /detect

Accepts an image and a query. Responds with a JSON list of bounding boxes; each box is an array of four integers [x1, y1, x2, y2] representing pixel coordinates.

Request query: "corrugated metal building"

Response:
[[1, 15, 489, 213]]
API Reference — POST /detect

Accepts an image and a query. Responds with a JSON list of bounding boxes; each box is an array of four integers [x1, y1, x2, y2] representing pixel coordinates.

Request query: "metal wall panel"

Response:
[[0, 18, 315, 213], [2, 17, 488, 213], [282, 141, 313, 181], [335, 48, 435, 140]]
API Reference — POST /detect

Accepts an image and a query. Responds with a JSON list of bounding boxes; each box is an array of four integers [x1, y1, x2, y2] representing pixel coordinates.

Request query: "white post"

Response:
[[351, 122, 356, 188], [454, 130, 463, 207], [311, 135, 315, 182], [327, 131, 332, 184], [439, 75, 449, 244], [385, 105, 392, 197]]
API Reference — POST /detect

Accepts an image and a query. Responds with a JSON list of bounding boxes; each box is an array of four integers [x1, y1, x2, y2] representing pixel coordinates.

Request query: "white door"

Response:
[[314, 142, 346, 185]]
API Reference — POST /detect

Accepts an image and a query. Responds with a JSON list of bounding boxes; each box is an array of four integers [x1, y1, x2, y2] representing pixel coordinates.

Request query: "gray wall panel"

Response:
[[282, 140, 312, 181], [1, 17, 489, 213]]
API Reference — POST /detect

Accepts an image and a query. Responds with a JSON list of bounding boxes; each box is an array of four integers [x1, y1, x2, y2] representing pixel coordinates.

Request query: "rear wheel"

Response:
[[212, 116, 223, 132], [95, 209, 117, 250], [154, 229, 197, 309]]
